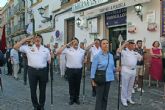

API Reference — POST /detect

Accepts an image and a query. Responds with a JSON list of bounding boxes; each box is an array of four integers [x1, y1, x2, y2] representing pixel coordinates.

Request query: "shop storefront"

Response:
[[73, 0, 161, 48]]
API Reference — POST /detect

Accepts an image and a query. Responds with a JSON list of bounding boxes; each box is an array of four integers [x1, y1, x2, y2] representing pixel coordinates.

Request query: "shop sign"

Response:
[[84, 0, 151, 18], [105, 8, 127, 27], [72, 0, 108, 12]]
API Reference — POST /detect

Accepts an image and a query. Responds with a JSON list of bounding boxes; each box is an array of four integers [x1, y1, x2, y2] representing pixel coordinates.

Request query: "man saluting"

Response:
[[14, 34, 51, 110]]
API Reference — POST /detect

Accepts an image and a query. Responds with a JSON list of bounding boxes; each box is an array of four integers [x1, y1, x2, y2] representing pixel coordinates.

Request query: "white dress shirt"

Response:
[[90, 45, 101, 62], [63, 47, 85, 68], [121, 48, 142, 74], [10, 49, 19, 64], [19, 44, 51, 68]]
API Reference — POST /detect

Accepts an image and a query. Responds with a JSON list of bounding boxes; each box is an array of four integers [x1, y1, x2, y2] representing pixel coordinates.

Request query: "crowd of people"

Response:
[[0, 34, 164, 110]]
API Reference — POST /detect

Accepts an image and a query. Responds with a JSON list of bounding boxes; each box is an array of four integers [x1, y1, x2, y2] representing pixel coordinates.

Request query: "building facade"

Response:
[[4, 0, 26, 46], [72, 0, 162, 50], [1, 0, 163, 49], [0, 3, 8, 46]]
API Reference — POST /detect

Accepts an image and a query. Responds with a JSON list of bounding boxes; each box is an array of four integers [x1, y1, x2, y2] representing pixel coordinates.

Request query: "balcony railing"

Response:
[[14, 2, 25, 15], [7, 27, 11, 35], [7, 9, 15, 21], [13, 23, 26, 34]]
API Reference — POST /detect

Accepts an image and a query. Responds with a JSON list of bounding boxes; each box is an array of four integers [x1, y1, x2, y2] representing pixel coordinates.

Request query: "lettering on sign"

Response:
[[72, 0, 108, 12], [105, 8, 127, 27]]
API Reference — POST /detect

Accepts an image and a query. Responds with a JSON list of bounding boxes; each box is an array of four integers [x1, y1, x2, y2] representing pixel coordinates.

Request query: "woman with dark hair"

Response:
[[149, 41, 163, 87], [91, 39, 120, 110]]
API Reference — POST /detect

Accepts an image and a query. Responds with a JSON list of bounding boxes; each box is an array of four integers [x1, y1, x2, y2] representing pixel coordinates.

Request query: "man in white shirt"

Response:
[[10, 48, 19, 80], [57, 38, 85, 105], [119, 40, 142, 107], [86, 39, 101, 97], [14, 34, 51, 110]]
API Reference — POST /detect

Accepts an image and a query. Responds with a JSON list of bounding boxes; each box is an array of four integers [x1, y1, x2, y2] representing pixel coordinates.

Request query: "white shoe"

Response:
[[134, 84, 138, 89], [132, 89, 135, 93], [121, 101, 128, 107], [127, 99, 135, 104], [137, 88, 144, 92]]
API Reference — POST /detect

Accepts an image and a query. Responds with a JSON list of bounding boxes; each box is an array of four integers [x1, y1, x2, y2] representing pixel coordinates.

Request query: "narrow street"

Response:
[[0, 67, 165, 110]]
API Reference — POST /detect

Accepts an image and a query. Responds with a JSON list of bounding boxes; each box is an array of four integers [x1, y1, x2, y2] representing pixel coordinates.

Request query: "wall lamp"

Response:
[[134, 4, 143, 21], [76, 17, 81, 26], [38, 7, 52, 22]]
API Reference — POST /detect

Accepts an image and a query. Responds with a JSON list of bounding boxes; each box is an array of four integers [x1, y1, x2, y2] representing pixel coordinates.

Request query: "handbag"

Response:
[[94, 54, 109, 85]]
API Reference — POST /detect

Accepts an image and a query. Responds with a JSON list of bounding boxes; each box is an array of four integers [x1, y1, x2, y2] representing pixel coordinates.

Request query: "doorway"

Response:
[[109, 25, 126, 54], [67, 18, 75, 43]]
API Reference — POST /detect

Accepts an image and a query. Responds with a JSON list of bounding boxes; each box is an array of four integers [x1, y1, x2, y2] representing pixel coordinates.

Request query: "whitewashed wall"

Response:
[[55, 10, 75, 46], [32, 0, 61, 32], [75, 14, 104, 47], [29, 0, 61, 45], [127, 0, 161, 48]]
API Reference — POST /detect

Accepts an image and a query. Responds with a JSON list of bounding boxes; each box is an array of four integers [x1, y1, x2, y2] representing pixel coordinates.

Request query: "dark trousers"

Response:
[[90, 62, 96, 96], [95, 82, 111, 110], [66, 68, 82, 101], [7, 61, 12, 75], [23, 64, 28, 84], [28, 67, 48, 108]]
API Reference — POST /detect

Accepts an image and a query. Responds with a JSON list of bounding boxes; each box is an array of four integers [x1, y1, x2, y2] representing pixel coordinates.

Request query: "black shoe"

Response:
[[69, 100, 74, 105], [75, 100, 80, 105]]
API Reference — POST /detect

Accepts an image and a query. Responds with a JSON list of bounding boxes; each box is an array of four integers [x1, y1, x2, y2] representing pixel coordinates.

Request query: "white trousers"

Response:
[[60, 61, 66, 76], [121, 72, 136, 102], [13, 64, 19, 78]]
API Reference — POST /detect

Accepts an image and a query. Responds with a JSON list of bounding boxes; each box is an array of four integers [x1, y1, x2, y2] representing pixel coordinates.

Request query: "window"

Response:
[[31, 0, 42, 6], [61, 0, 70, 4]]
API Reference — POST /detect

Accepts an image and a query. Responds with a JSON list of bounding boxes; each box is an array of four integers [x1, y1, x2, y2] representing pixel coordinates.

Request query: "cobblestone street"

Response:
[[0, 68, 165, 110]]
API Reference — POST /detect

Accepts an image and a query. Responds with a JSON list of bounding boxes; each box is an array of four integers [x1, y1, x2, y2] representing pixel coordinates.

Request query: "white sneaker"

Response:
[[132, 89, 135, 93], [121, 101, 128, 107], [134, 84, 138, 89], [127, 99, 135, 104], [137, 88, 144, 92]]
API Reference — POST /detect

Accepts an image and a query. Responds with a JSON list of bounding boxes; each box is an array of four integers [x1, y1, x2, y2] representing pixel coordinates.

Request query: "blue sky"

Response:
[[0, 0, 8, 7]]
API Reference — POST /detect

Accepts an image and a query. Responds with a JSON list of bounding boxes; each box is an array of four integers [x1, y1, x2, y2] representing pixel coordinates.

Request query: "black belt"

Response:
[[66, 67, 82, 70], [28, 66, 47, 71], [130, 68, 135, 70]]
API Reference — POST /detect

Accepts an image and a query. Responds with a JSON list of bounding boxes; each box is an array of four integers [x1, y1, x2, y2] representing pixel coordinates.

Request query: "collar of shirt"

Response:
[[100, 50, 109, 56], [31, 44, 44, 51]]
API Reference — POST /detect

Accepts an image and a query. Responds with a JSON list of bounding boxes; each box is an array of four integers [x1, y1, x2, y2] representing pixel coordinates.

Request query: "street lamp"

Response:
[[76, 17, 81, 26], [134, 4, 143, 21], [38, 7, 52, 22]]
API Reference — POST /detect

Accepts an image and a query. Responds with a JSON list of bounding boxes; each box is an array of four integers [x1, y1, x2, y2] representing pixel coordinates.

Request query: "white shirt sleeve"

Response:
[[19, 45, 29, 53], [10, 49, 14, 57], [62, 48, 68, 54], [47, 49, 51, 62]]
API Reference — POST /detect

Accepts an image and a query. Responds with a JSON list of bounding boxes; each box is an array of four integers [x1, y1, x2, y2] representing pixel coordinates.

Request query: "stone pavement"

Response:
[[0, 68, 165, 110]]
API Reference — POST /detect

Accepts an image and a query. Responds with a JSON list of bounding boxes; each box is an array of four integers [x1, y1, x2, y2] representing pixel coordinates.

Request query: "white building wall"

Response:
[[75, 15, 104, 47], [28, 0, 61, 45], [127, 0, 160, 48], [55, 10, 75, 46], [32, 0, 61, 32]]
